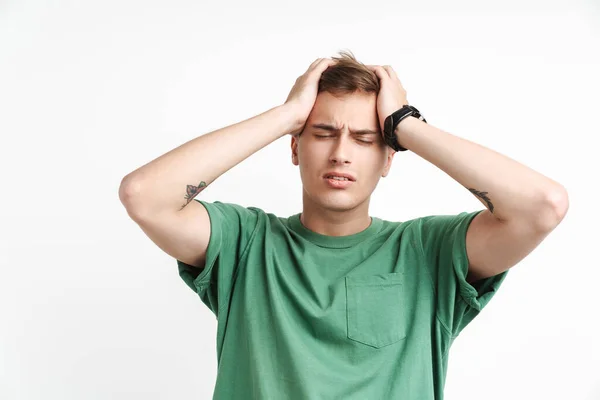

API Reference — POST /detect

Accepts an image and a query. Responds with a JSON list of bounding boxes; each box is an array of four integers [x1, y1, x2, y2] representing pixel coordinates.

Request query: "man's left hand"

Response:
[[366, 65, 409, 136]]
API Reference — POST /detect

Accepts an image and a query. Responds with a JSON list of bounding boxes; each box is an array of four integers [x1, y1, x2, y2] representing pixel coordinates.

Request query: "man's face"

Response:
[[291, 91, 395, 213]]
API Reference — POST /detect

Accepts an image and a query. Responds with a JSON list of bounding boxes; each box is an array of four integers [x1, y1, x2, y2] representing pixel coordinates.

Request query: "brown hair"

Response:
[[318, 49, 379, 97]]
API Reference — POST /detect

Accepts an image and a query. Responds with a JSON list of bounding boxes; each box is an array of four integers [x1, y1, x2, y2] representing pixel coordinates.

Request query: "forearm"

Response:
[[395, 116, 568, 229], [119, 104, 300, 217]]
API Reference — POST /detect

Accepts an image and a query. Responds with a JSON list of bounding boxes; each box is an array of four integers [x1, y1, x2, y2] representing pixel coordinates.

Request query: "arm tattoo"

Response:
[[468, 188, 494, 213], [179, 181, 208, 210]]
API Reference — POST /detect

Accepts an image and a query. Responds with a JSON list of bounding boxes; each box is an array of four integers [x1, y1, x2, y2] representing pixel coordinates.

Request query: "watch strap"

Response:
[[383, 105, 427, 151]]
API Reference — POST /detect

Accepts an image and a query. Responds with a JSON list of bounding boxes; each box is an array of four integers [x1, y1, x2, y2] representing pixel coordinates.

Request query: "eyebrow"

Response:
[[310, 123, 379, 136]]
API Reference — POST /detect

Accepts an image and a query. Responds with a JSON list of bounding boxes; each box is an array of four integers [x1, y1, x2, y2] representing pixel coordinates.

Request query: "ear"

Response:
[[291, 134, 299, 166], [381, 148, 396, 177]]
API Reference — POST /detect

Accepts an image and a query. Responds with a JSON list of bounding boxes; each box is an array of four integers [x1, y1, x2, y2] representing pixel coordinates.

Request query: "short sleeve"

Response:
[[177, 199, 260, 318], [418, 209, 509, 338]]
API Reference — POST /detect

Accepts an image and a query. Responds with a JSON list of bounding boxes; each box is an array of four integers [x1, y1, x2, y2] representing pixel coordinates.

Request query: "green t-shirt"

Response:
[[178, 200, 509, 400]]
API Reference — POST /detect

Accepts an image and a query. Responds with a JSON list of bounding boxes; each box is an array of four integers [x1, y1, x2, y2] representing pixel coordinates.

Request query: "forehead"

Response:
[[309, 91, 379, 130]]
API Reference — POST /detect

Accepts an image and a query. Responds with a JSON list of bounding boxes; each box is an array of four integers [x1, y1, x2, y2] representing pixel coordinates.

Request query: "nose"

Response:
[[329, 135, 352, 165]]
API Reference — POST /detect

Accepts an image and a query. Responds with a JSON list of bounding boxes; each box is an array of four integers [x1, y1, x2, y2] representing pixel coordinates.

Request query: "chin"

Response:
[[317, 194, 361, 212]]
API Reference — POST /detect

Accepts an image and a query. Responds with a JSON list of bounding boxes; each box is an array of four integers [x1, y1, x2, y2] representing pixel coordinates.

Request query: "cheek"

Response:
[[298, 144, 324, 164]]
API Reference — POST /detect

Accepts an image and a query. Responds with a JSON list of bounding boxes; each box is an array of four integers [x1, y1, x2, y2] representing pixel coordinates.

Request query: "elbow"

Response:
[[537, 185, 569, 232], [119, 175, 143, 212]]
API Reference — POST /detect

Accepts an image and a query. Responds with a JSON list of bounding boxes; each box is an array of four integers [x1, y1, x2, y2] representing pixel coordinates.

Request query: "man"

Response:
[[119, 50, 569, 399]]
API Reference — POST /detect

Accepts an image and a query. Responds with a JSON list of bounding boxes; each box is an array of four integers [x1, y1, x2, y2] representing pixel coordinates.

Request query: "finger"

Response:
[[367, 65, 389, 81], [312, 58, 337, 75], [366, 65, 386, 77], [382, 65, 398, 81], [318, 57, 336, 68], [313, 57, 335, 67], [305, 58, 327, 74], [307, 58, 324, 72]]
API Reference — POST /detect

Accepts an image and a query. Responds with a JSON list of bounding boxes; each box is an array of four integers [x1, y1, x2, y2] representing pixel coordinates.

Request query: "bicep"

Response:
[[134, 199, 211, 270]]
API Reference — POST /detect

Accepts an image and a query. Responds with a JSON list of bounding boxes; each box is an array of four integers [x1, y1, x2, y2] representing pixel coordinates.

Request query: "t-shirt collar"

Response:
[[288, 212, 383, 248]]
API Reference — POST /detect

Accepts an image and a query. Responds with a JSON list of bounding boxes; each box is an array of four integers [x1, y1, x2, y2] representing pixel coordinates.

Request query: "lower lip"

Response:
[[324, 177, 354, 188]]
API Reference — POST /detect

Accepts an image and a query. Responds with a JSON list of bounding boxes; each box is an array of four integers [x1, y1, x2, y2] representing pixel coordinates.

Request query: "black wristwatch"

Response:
[[382, 105, 427, 151]]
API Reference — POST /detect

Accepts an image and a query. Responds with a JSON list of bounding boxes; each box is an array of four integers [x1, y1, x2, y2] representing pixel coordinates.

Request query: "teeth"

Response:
[[328, 176, 349, 181]]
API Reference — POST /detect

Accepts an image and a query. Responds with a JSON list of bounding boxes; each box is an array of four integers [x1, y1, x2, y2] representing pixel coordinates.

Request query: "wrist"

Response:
[[394, 115, 421, 149], [273, 103, 301, 137], [278, 103, 307, 137]]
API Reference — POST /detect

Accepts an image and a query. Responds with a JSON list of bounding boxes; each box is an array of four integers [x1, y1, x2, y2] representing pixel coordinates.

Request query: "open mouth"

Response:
[[324, 176, 354, 188]]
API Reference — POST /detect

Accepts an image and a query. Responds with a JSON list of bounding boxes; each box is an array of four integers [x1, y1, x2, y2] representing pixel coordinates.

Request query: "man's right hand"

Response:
[[283, 57, 338, 137]]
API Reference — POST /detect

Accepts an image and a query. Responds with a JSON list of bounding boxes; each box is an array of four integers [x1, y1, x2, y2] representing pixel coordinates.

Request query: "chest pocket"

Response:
[[345, 272, 407, 348]]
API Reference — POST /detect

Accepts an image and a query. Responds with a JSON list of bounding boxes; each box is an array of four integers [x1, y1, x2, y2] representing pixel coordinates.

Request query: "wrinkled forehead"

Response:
[[309, 92, 379, 132]]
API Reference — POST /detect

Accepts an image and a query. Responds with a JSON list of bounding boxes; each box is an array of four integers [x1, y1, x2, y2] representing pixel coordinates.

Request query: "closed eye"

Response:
[[314, 135, 373, 144]]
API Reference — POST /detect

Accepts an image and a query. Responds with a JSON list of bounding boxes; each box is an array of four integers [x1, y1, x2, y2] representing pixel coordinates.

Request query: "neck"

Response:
[[300, 193, 372, 237]]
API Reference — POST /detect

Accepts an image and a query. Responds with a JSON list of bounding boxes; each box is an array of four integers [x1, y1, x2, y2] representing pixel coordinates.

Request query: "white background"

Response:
[[1, 0, 599, 399]]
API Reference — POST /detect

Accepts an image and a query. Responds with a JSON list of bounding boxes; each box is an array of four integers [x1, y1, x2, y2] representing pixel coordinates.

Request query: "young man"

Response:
[[119, 51, 569, 399]]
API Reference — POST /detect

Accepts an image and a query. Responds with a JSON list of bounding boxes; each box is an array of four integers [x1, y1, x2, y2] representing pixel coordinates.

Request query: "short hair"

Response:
[[318, 49, 379, 97]]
